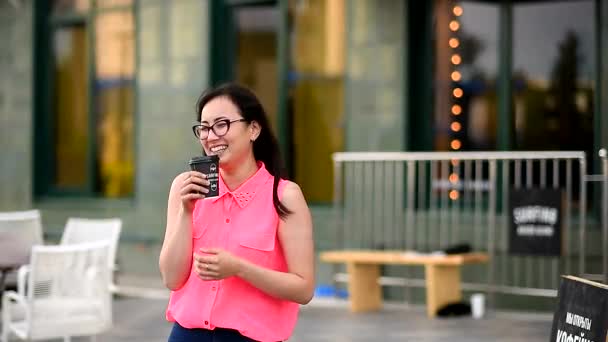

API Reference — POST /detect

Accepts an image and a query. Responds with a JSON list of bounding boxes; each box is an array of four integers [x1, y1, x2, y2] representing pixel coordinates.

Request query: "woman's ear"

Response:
[[250, 121, 261, 142]]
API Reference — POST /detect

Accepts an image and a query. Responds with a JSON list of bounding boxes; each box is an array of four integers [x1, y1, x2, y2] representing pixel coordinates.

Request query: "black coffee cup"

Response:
[[188, 155, 219, 197]]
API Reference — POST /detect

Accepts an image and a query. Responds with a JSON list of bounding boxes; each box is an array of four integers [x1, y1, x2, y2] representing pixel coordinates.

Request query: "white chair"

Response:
[[60, 218, 122, 293], [2, 242, 112, 342], [0, 210, 44, 292]]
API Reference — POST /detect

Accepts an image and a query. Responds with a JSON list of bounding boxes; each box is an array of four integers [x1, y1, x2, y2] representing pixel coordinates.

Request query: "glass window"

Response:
[[433, 0, 499, 151], [513, 1, 595, 154], [44, 2, 135, 197]]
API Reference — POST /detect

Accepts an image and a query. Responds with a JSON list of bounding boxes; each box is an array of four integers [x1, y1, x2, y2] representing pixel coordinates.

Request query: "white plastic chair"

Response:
[[0, 210, 44, 292], [60, 218, 122, 293], [1, 242, 112, 342]]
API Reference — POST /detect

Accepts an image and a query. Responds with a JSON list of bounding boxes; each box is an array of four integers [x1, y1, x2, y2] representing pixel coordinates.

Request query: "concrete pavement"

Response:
[[90, 296, 552, 342]]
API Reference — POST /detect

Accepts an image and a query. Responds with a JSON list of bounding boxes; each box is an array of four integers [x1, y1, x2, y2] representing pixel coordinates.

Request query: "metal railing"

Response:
[[330, 151, 600, 301]]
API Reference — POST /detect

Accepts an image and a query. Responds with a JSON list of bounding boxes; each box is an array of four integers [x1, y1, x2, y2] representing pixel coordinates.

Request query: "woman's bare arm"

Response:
[[159, 172, 208, 290]]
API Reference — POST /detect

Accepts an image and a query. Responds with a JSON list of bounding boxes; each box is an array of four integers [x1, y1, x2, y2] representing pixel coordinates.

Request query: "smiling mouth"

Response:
[[209, 145, 228, 155]]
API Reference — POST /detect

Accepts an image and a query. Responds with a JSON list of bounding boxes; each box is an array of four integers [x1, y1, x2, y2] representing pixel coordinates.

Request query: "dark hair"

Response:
[[195, 83, 292, 219]]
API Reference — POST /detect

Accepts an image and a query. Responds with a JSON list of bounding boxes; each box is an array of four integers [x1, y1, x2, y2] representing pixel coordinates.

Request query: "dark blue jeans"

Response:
[[168, 322, 258, 342]]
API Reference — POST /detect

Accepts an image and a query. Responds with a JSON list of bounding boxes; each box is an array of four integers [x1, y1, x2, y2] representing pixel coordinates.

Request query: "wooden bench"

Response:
[[319, 250, 489, 318]]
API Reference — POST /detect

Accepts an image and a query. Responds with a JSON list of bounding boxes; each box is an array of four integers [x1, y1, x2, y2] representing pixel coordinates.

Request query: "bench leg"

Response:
[[346, 262, 382, 313], [425, 264, 462, 318]]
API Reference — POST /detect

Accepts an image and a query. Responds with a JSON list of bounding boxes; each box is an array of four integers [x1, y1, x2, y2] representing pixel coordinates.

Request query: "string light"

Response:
[[449, 190, 460, 200], [449, 2, 463, 165], [453, 5, 463, 16], [449, 38, 460, 48], [449, 20, 460, 31]]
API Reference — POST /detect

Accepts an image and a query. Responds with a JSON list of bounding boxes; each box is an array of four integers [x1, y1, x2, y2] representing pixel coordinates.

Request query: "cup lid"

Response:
[[188, 155, 219, 164]]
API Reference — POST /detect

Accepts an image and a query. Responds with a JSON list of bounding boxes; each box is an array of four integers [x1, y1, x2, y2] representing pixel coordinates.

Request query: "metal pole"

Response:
[[333, 157, 343, 249], [599, 149, 608, 283], [488, 160, 497, 308], [406, 161, 416, 250], [332, 157, 343, 295], [579, 158, 587, 275]]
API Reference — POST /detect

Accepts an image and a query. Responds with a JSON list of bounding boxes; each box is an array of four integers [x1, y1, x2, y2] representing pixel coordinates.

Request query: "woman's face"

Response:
[[199, 96, 258, 168]]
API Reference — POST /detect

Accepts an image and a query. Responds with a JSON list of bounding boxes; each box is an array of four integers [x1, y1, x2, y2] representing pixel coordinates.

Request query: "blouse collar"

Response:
[[211, 162, 272, 208]]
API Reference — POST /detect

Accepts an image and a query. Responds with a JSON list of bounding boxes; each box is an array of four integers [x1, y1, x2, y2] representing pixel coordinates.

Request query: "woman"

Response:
[[159, 83, 315, 342]]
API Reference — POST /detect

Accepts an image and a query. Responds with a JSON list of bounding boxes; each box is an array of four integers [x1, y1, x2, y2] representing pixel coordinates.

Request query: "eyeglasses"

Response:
[[192, 118, 247, 140]]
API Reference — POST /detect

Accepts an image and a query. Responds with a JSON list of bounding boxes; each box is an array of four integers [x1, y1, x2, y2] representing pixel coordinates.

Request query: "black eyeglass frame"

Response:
[[192, 118, 248, 140]]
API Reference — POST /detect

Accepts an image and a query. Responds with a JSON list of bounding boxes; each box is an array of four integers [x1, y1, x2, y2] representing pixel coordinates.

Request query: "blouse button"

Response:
[[204, 320, 209, 325], [225, 218, 230, 223]]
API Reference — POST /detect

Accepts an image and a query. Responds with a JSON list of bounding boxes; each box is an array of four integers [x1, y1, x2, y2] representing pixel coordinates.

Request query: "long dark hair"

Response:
[[195, 83, 292, 219]]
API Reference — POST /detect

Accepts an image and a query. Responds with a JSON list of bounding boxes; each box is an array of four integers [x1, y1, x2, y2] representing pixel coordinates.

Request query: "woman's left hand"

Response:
[[193, 248, 243, 281]]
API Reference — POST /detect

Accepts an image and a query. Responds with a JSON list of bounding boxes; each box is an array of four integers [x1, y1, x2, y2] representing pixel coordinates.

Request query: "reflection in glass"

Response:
[[53, 25, 89, 188], [95, 11, 134, 196], [513, 1, 595, 153], [290, 0, 344, 203], [434, 1, 498, 151]]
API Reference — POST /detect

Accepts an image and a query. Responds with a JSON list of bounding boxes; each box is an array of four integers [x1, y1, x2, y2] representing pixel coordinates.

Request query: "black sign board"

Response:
[[509, 188, 562, 256], [550, 275, 608, 342]]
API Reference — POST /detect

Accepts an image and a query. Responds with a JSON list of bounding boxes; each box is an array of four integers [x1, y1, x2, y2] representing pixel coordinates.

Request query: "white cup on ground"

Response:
[[470, 293, 485, 319]]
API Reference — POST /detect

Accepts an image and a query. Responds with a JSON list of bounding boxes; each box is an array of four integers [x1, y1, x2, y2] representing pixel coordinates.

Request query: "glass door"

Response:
[[233, 6, 279, 134], [210, 0, 345, 203]]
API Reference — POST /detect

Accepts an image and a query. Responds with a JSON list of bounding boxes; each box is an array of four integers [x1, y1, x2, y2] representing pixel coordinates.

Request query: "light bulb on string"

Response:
[[449, 38, 459, 49], [453, 5, 463, 17], [453, 88, 463, 98], [449, 20, 460, 32]]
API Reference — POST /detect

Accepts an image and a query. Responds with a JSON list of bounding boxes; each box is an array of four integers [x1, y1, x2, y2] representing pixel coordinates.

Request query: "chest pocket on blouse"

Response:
[[238, 232, 276, 265], [240, 232, 275, 250]]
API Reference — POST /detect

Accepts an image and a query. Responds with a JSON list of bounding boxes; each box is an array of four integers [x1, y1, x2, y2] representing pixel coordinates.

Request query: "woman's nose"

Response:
[[207, 129, 220, 140]]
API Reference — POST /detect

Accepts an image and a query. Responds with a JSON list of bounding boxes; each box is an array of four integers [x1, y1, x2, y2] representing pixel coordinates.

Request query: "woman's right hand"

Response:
[[180, 171, 210, 212]]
